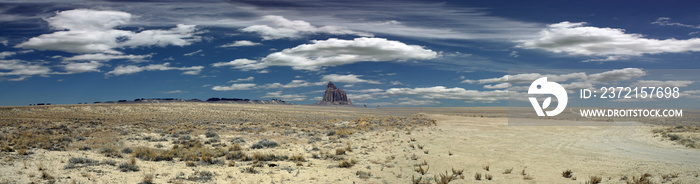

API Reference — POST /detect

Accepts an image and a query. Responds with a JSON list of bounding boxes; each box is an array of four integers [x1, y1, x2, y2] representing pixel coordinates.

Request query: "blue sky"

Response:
[[1, 0, 700, 106]]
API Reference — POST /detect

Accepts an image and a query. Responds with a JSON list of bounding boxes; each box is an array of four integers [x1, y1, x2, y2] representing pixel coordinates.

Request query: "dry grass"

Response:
[[586, 176, 602, 184], [436, 171, 455, 184], [415, 165, 429, 175], [339, 159, 356, 168], [503, 168, 513, 174]]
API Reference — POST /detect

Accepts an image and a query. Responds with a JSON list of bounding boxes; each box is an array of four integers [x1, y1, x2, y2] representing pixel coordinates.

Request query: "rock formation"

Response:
[[316, 82, 353, 105]]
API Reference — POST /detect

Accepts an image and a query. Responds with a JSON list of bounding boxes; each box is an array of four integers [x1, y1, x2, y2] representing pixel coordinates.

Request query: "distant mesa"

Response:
[[315, 82, 353, 106]]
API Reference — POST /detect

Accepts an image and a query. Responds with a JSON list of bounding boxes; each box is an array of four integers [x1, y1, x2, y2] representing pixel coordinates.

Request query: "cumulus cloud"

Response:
[[347, 94, 377, 102], [106, 63, 203, 76], [161, 90, 188, 94], [241, 15, 371, 40], [0, 51, 16, 59], [260, 80, 326, 89], [385, 86, 509, 102], [397, 97, 440, 106], [0, 59, 51, 81], [632, 80, 693, 88], [516, 21, 700, 60], [211, 59, 265, 71], [348, 88, 384, 93], [463, 72, 587, 84], [587, 68, 645, 82], [63, 61, 103, 74], [16, 9, 201, 54], [211, 83, 257, 91], [220, 40, 261, 47], [62, 53, 152, 62], [483, 83, 512, 89], [321, 74, 381, 84], [261, 91, 306, 101], [225, 37, 438, 71], [228, 76, 254, 83]]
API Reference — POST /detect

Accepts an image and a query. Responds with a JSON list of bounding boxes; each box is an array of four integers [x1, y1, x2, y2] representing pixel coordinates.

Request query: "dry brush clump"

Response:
[[562, 169, 573, 178]]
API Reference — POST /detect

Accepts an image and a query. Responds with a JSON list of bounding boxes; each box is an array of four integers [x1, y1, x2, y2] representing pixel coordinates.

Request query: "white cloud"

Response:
[[651, 17, 700, 29], [310, 96, 323, 101], [348, 88, 384, 93], [261, 91, 306, 101], [347, 94, 376, 102], [517, 21, 700, 59], [220, 40, 261, 47], [260, 80, 326, 89], [0, 59, 52, 81], [63, 61, 103, 73], [228, 37, 438, 71], [211, 59, 265, 71], [385, 86, 509, 102], [509, 51, 519, 58], [241, 15, 371, 40], [632, 80, 693, 88], [463, 72, 587, 84], [587, 68, 645, 82], [582, 56, 627, 62], [183, 49, 203, 56], [390, 81, 403, 85], [62, 53, 152, 62], [106, 62, 203, 76], [321, 74, 381, 84], [211, 83, 257, 91], [483, 83, 512, 89], [17, 9, 201, 54], [228, 76, 255, 83], [0, 51, 16, 59], [161, 90, 188, 94], [397, 97, 440, 106]]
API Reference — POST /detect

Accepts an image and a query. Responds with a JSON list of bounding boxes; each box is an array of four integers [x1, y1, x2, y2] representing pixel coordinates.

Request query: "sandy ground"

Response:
[[0, 104, 698, 184]]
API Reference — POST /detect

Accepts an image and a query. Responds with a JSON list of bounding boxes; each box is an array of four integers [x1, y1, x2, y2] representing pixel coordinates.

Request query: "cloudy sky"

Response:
[[1, 0, 700, 106]]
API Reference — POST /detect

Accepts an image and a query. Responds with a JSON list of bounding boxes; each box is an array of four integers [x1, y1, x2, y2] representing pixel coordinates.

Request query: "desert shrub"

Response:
[[436, 171, 455, 184], [226, 151, 246, 160], [415, 165, 429, 175], [193, 171, 214, 182], [122, 147, 133, 154], [118, 162, 139, 172], [251, 139, 278, 149], [131, 147, 173, 161], [140, 173, 154, 184], [205, 129, 218, 138], [356, 170, 372, 179], [243, 167, 258, 174], [102, 159, 117, 166], [65, 157, 99, 169], [41, 170, 54, 181], [335, 148, 346, 155], [290, 154, 306, 162], [475, 172, 482, 180], [337, 129, 354, 138], [100, 147, 122, 158], [562, 169, 573, 178], [17, 148, 29, 155], [587, 176, 602, 184], [627, 173, 654, 184], [339, 159, 356, 168], [485, 173, 493, 180]]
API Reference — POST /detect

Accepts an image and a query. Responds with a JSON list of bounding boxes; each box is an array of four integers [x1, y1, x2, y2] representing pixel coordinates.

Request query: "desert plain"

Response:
[[0, 103, 699, 184]]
